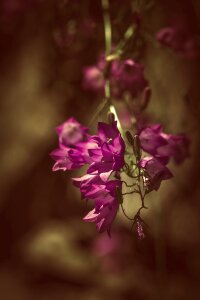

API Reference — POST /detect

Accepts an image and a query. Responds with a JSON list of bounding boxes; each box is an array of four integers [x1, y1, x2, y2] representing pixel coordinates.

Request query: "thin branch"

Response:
[[120, 204, 135, 221]]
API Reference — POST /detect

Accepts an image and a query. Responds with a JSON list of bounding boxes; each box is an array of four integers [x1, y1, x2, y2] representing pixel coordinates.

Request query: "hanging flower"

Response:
[[139, 124, 190, 164], [139, 156, 173, 191], [83, 180, 122, 233]]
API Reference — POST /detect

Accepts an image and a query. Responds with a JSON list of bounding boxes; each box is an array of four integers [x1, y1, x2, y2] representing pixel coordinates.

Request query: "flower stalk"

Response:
[[50, 1, 190, 238]]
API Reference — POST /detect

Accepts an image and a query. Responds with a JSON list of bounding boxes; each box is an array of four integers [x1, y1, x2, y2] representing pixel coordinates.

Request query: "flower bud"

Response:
[[125, 130, 135, 146], [115, 186, 123, 204], [133, 134, 141, 160], [107, 112, 115, 124], [140, 87, 151, 111]]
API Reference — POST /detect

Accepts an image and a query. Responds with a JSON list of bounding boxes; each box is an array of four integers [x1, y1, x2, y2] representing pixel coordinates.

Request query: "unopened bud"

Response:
[[141, 87, 151, 111], [107, 112, 115, 124], [115, 171, 121, 180], [115, 186, 123, 204], [133, 135, 141, 160], [125, 130, 134, 146]]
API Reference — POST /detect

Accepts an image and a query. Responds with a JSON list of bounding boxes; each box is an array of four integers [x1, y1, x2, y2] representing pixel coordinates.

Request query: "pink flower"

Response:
[[83, 200, 119, 234], [156, 27, 200, 59], [87, 121, 125, 173], [139, 124, 190, 164], [50, 139, 98, 171], [72, 171, 111, 199], [83, 57, 106, 94], [56, 117, 88, 148], [50, 117, 98, 172], [76, 176, 122, 233], [51, 118, 125, 176]]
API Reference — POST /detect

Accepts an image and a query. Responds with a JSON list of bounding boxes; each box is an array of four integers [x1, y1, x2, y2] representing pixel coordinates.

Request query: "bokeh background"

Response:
[[0, 0, 200, 299]]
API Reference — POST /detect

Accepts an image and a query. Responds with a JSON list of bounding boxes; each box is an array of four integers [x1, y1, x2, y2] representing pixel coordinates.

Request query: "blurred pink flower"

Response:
[[83, 58, 148, 100], [156, 26, 200, 59]]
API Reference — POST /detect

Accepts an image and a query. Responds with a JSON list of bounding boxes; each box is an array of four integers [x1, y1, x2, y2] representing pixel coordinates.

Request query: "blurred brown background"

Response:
[[0, 0, 200, 299]]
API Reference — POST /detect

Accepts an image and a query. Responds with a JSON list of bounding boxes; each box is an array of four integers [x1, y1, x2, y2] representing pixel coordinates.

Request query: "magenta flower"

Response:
[[87, 121, 125, 173], [51, 139, 98, 171], [139, 124, 190, 164], [156, 27, 200, 59], [51, 118, 125, 175], [83, 180, 122, 208], [73, 167, 122, 233], [72, 171, 112, 199], [83, 180, 122, 233], [139, 156, 173, 191], [50, 148, 81, 171], [139, 124, 168, 157], [83, 202, 119, 234], [51, 117, 99, 172], [56, 117, 88, 148]]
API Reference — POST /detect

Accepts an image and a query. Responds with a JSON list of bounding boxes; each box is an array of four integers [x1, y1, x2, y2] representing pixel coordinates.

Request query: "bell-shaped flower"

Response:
[[83, 201, 119, 234], [72, 171, 112, 199], [87, 121, 125, 174], [56, 117, 88, 148], [139, 124, 190, 164], [51, 139, 98, 171], [83, 180, 122, 233], [139, 156, 173, 191]]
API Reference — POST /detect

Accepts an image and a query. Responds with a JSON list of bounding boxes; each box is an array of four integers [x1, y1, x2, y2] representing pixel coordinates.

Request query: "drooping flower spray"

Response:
[[51, 0, 190, 238]]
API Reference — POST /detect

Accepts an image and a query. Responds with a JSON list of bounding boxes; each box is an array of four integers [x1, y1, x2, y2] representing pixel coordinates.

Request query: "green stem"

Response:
[[101, 0, 124, 138], [101, 0, 112, 56], [115, 25, 135, 54]]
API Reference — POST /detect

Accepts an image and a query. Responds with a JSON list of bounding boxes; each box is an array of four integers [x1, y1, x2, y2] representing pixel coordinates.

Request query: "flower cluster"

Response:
[[50, 1, 191, 238], [51, 117, 125, 234], [83, 57, 148, 100], [51, 116, 189, 235]]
